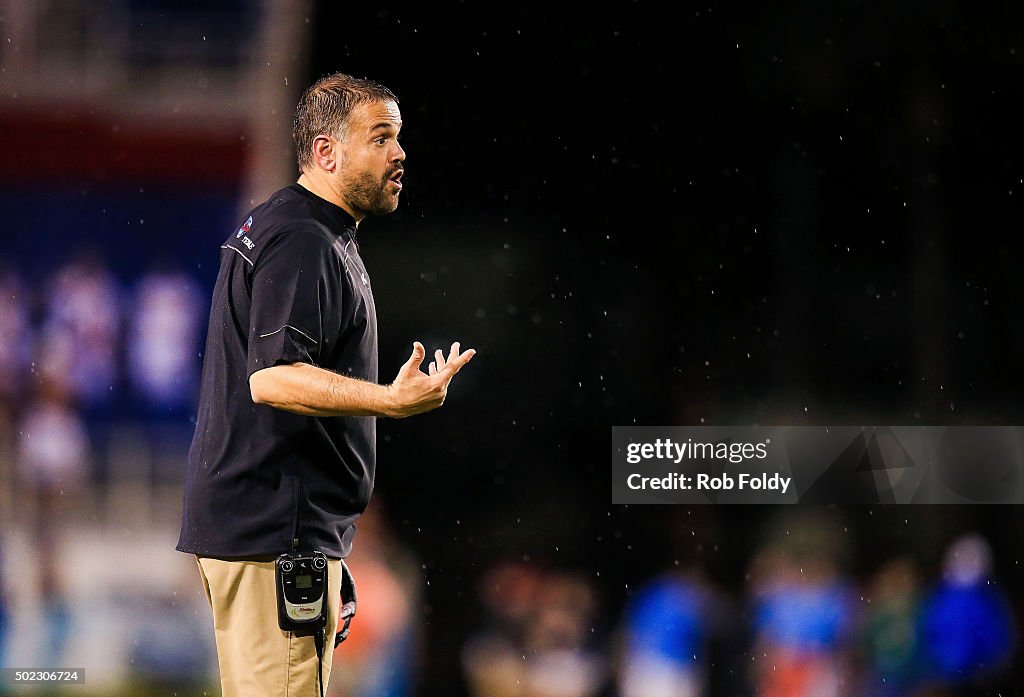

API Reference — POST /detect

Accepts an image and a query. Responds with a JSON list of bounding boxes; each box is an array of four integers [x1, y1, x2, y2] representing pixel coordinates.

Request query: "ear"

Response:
[[311, 134, 339, 173]]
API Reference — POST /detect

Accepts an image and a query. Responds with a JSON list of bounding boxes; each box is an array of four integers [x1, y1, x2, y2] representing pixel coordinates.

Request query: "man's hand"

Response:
[[386, 341, 476, 418]]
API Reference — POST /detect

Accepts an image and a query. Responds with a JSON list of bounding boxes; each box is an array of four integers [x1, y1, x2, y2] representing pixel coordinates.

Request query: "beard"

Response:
[[339, 167, 400, 218]]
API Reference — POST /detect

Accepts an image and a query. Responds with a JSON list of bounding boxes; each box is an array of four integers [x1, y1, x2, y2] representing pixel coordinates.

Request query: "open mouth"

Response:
[[388, 170, 404, 190]]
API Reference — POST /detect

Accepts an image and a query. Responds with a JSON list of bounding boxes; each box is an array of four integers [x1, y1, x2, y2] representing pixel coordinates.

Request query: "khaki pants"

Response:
[[196, 556, 342, 697]]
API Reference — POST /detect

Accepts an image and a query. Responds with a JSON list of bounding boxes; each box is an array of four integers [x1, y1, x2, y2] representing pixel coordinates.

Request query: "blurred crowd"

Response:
[[460, 525, 1017, 697], [0, 252, 1018, 697], [0, 252, 205, 425], [0, 251, 206, 687], [0, 250, 205, 491]]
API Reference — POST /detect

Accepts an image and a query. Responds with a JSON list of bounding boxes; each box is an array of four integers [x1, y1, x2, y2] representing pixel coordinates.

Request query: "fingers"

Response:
[[428, 343, 472, 374], [401, 340, 475, 381], [400, 341, 426, 376], [446, 341, 460, 364], [440, 346, 476, 375], [458, 348, 477, 367]]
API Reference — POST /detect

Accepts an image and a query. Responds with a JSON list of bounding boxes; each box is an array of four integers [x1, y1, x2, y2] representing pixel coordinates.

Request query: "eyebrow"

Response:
[[370, 122, 402, 132]]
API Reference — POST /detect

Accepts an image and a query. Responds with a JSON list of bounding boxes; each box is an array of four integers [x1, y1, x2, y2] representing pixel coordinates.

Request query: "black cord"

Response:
[[314, 625, 325, 697]]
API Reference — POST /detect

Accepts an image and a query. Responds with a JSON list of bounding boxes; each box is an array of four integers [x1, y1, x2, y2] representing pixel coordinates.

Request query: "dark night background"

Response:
[[1, 0, 1023, 694], [307, 2, 1024, 694]]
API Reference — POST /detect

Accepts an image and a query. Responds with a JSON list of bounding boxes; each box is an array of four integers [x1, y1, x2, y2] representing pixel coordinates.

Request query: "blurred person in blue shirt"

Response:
[[126, 266, 205, 417], [617, 567, 726, 697], [747, 543, 859, 697], [918, 533, 1016, 693], [41, 252, 122, 414]]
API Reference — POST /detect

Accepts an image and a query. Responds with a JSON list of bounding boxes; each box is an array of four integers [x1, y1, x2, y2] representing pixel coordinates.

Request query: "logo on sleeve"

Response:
[[236, 216, 255, 250]]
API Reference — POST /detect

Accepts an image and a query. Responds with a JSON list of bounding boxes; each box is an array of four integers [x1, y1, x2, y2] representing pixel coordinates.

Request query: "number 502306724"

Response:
[[3, 669, 85, 684]]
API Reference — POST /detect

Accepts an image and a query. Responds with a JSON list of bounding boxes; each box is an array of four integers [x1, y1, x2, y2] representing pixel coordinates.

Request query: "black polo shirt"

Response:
[[177, 183, 377, 559]]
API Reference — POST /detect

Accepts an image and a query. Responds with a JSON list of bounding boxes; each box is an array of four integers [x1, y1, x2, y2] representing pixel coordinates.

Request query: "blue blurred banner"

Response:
[[612, 426, 1024, 503]]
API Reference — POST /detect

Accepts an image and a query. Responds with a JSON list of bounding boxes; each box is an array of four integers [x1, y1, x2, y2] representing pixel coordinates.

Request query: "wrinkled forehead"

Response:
[[349, 99, 402, 134]]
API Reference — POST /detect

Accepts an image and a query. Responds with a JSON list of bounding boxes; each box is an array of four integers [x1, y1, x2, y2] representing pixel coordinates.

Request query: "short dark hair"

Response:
[[292, 72, 398, 170]]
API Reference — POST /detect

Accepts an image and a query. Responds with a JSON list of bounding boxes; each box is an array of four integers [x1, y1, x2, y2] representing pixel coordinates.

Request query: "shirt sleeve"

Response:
[[246, 230, 343, 378]]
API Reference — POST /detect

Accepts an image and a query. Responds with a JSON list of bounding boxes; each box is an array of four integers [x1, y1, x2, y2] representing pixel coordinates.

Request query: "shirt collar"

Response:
[[288, 183, 359, 242]]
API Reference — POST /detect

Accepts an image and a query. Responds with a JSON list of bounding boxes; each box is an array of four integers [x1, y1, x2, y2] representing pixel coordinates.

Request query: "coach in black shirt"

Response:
[[177, 72, 475, 697]]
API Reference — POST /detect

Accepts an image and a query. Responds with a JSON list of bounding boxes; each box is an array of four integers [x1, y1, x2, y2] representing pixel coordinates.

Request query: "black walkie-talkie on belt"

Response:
[[275, 547, 357, 697], [276, 550, 329, 632], [275, 550, 357, 641]]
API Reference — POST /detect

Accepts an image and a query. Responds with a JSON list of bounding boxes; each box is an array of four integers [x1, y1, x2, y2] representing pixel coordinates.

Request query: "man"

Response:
[[177, 72, 475, 696]]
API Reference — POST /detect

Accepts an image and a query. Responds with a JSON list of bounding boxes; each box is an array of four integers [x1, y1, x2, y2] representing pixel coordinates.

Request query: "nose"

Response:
[[391, 141, 406, 163]]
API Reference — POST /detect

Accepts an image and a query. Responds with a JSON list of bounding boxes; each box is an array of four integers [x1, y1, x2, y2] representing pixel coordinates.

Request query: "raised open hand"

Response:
[[387, 341, 476, 418]]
